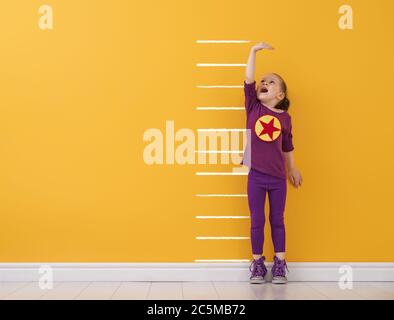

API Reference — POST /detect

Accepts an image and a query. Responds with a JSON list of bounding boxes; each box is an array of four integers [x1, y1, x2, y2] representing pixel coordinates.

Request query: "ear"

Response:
[[277, 92, 285, 100]]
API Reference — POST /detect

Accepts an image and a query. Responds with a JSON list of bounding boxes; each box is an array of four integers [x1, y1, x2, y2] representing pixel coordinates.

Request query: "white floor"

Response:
[[0, 281, 393, 300]]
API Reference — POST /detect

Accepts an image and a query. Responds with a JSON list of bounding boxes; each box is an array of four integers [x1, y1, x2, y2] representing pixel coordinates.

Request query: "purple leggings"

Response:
[[247, 168, 287, 254]]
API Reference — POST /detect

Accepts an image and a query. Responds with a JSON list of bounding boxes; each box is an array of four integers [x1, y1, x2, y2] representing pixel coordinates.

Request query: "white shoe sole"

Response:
[[250, 277, 266, 284], [272, 277, 287, 284]]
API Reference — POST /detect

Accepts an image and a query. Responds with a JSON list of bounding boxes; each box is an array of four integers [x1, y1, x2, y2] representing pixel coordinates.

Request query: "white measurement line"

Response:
[[197, 128, 246, 132], [196, 85, 243, 88], [196, 40, 251, 44], [195, 216, 249, 219], [195, 259, 251, 262], [196, 236, 250, 240], [196, 194, 247, 198], [196, 63, 247, 67], [195, 150, 244, 154], [196, 107, 244, 111], [196, 172, 248, 176]]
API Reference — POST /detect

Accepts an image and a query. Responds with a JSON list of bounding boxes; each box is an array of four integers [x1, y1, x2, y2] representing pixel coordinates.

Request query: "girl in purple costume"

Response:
[[243, 42, 303, 284]]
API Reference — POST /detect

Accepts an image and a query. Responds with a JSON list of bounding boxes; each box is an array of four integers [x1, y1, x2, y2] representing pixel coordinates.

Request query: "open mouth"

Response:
[[260, 87, 268, 93]]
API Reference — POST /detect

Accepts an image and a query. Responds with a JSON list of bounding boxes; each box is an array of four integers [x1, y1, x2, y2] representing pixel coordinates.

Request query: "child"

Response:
[[242, 42, 303, 284]]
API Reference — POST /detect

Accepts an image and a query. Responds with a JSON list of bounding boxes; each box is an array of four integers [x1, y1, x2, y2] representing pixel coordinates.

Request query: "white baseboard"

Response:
[[0, 263, 393, 282]]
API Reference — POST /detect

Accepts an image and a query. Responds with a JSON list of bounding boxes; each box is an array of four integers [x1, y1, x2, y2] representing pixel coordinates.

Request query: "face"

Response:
[[256, 74, 285, 104]]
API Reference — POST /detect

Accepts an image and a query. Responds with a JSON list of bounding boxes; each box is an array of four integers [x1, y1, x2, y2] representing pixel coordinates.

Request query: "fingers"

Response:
[[296, 175, 303, 187], [289, 174, 302, 188], [254, 42, 275, 50], [264, 42, 274, 49]]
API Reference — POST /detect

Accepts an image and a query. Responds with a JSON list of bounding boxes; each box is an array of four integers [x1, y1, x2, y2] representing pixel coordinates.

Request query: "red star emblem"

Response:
[[258, 118, 281, 140]]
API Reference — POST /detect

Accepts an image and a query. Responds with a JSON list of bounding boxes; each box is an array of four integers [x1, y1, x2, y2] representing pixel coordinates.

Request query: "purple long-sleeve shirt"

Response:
[[241, 80, 294, 179]]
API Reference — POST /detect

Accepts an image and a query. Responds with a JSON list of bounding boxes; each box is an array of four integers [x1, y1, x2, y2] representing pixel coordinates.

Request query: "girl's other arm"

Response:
[[284, 151, 303, 188]]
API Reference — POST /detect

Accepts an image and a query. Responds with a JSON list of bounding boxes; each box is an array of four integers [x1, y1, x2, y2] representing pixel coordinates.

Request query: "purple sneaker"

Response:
[[271, 256, 289, 284], [249, 256, 267, 284]]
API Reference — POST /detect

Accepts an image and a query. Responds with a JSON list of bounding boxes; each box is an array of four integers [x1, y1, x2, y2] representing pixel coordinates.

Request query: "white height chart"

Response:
[[194, 39, 252, 263]]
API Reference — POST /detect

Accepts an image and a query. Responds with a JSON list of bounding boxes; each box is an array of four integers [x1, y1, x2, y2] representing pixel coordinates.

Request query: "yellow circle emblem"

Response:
[[254, 115, 282, 142]]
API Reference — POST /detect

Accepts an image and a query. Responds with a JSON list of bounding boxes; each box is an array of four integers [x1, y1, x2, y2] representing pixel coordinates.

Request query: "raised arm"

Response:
[[245, 42, 274, 84]]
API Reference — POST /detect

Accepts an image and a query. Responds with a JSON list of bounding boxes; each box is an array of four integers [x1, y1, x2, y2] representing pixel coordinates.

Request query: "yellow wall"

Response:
[[0, 0, 393, 262]]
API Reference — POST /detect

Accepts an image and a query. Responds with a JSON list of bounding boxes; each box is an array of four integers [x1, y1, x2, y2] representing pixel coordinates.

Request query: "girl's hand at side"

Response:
[[252, 42, 275, 52], [288, 167, 303, 188]]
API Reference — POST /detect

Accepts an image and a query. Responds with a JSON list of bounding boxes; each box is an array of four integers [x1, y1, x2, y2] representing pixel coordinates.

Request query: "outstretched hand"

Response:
[[252, 42, 275, 52]]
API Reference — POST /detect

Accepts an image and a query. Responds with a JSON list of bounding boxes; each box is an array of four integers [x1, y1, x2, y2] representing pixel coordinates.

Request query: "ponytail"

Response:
[[276, 96, 290, 111]]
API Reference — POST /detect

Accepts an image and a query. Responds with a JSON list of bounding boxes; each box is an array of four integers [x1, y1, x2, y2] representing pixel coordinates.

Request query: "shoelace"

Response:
[[272, 259, 289, 276], [249, 259, 266, 276]]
